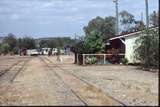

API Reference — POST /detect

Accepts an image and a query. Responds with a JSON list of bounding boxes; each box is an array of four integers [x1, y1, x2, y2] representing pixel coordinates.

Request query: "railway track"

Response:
[[40, 56, 126, 106], [0, 60, 21, 77], [0, 58, 30, 83], [0, 57, 31, 106], [39, 56, 88, 106]]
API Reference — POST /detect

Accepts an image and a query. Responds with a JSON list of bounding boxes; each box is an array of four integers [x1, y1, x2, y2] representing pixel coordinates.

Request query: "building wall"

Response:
[[125, 34, 140, 63]]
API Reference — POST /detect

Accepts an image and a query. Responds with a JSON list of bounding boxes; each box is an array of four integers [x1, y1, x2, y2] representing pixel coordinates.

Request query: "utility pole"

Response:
[[75, 33, 77, 42], [113, 0, 119, 35], [141, 12, 144, 22], [145, 0, 149, 28], [145, 0, 149, 68], [74, 33, 78, 64]]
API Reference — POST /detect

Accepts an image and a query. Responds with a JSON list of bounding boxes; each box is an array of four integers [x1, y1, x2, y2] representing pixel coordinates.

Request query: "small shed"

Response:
[[109, 27, 158, 63]]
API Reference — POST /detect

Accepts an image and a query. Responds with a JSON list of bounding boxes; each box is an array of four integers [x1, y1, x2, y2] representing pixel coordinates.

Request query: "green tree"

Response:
[[0, 43, 10, 54], [134, 21, 145, 31], [39, 40, 49, 48], [150, 11, 159, 26], [84, 30, 105, 53], [119, 10, 135, 33], [48, 40, 56, 48], [18, 37, 36, 49], [39, 37, 75, 49], [72, 16, 116, 62], [3, 33, 17, 51], [83, 16, 116, 42], [71, 41, 89, 64], [134, 27, 159, 68]]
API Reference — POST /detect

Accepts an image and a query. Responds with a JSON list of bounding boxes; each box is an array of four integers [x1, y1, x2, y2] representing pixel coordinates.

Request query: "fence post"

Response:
[[77, 54, 79, 64], [104, 54, 106, 64], [83, 54, 85, 65]]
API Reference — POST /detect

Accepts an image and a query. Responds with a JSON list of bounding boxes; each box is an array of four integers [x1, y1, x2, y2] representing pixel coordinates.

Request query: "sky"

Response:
[[0, 0, 159, 38]]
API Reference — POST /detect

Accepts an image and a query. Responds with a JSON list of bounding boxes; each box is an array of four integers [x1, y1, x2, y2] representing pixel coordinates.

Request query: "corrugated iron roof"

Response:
[[109, 26, 158, 40]]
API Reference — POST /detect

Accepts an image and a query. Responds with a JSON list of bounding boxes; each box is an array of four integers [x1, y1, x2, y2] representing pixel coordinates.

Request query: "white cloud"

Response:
[[70, 7, 79, 12], [63, 15, 86, 22], [10, 14, 20, 20], [42, 2, 54, 8], [38, 20, 54, 25]]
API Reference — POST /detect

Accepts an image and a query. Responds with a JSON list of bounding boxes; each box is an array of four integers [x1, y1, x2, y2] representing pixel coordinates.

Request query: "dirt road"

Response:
[[0, 56, 85, 105], [0, 56, 158, 106]]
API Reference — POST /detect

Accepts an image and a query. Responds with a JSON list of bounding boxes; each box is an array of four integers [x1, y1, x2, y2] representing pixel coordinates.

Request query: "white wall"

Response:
[[125, 34, 140, 63]]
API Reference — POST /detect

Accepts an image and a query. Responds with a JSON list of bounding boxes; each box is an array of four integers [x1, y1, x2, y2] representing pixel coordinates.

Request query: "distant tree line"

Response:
[[39, 37, 75, 49], [0, 34, 36, 55], [0, 34, 75, 55]]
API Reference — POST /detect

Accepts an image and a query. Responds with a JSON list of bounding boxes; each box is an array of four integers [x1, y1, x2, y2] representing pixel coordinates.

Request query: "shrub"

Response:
[[121, 58, 128, 65], [90, 57, 97, 64], [85, 56, 97, 64], [134, 27, 159, 68], [13, 47, 19, 54], [0, 43, 10, 54]]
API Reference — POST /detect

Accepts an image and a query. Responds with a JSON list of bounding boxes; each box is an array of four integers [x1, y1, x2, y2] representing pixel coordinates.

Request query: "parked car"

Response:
[[27, 49, 39, 56]]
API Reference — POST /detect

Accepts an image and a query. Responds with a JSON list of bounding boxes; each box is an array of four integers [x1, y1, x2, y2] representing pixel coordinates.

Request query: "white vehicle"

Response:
[[52, 48, 58, 55], [60, 49, 65, 54], [31, 49, 39, 56], [42, 48, 51, 55], [27, 49, 39, 56]]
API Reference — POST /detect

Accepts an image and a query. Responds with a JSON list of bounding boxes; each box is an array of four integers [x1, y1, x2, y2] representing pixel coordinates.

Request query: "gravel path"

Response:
[[0, 57, 85, 106], [0, 55, 158, 106], [0, 56, 30, 76], [42, 56, 123, 106], [48, 55, 159, 106]]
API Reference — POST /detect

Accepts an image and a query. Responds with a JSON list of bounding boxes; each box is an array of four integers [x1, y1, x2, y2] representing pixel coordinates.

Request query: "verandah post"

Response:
[[77, 54, 79, 64], [83, 54, 85, 65], [104, 54, 106, 64]]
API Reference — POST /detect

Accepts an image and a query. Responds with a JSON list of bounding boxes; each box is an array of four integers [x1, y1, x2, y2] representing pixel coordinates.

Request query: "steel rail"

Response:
[[10, 58, 31, 83], [42, 56, 127, 106], [0, 60, 22, 77], [39, 56, 88, 106]]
